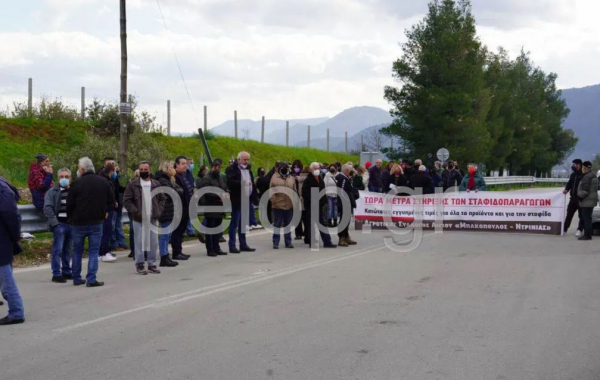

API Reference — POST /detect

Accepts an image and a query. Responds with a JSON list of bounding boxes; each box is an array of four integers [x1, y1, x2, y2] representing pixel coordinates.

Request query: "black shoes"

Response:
[[62, 273, 73, 280], [229, 248, 241, 254], [216, 250, 227, 256], [198, 234, 206, 244], [0, 300, 3, 306], [207, 252, 218, 257], [578, 235, 592, 241], [285, 244, 294, 249], [159, 255, 178, 267], [294, 236, 303, 240], [86, 281, 105, 287], [324, 244, 337, 248], [52, 276, 67, 283], [0, 316, 25, 326], [219, 237, 226, 243], [73, 280, 87, 286], [128, 251, 134, 258], [172, 254, 189, 261], [273, 245, 279, 249], [240, 246, 256, 252]]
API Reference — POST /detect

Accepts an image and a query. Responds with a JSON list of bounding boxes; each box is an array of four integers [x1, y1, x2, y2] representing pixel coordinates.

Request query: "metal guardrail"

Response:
[[17, 176, 568, 233]]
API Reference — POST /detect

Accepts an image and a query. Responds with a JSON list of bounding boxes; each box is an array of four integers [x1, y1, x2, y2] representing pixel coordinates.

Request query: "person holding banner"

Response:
[[562, 159, 583, 235], [576, 161, 598, 241], [459, 164, 487, 192]]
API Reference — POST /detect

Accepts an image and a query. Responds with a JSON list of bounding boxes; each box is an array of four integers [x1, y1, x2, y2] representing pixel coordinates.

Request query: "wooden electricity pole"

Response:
[[119, 0, 129, 171]]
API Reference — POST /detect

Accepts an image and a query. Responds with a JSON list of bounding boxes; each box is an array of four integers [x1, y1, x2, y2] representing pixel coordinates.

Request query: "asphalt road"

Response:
[[1, 222, 600, 380]]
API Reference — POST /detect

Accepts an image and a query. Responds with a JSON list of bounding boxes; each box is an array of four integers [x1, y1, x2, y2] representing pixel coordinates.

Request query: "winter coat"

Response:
[[353, 174, 365, 191], [442, 169, 463, 190], [409, 171, 433, 194], [295, 173, 309, 210], [269, 172, 297, 211], [0, 177, 21, 266], [28, 162, 54, 210], [335, 173, 356, 212], [458, 172, 487, 192], [175, 172, 193, 222], [123, 177, 166, 223], [226, 162, 258, 208], [390, 174, 409, 189], [381, 169, 392, 192], [197, 171, 229, 218], [155, 170, 184, 223], [43, 184, 68, 229], [66, 172, 115, 226], [302, 173, 327, 214], [324, 172, 338, 197], [431, 173, 442, 189], [565, 169, 583, 198], [577, 170, 599, 208], [368, 166, 382, 190], [255, 175, 271, 202], [97, 168, 118, 212]]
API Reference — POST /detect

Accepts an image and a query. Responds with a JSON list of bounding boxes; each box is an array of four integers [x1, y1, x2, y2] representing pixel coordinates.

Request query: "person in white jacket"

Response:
[[324, 164, 339, 227]]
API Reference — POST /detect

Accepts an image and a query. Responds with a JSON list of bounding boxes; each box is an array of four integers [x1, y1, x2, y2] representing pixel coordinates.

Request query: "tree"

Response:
[[384, 0, 492, 165]]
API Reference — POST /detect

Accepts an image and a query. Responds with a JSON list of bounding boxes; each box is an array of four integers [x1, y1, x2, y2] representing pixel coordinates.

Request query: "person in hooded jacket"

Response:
[[197, 159, 229, 256], [28, 153, 54, 211], [459, 164, 487, 192], [154, 161, 182, 267]]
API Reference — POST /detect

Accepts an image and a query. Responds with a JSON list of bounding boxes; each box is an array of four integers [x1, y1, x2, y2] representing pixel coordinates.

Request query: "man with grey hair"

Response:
[[67, 157, 114, 287], [302, 162, 337, 248], [43, 167, 74, 283], [225, 151, 257, 253]]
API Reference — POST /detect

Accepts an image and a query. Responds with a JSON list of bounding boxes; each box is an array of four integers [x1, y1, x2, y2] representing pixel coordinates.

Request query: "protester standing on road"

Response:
[[226, 152, 257, 253], [563, 159, 584, 236], [410, 165, 434, 194], [123, 161, 165, 275], [324, 164, 339, 227], [442, 162, 463, 191], [576, 161, 598, 241], [171, 156, 192, 261], [109, 162, 128, 253], [67, 157, 114, 287], [28, 153, 54, 211], [293, 163, 308, 241], [43, 168, 73, 283], [97, 160, 118, 262], [390, 164, 409, 190], [197, 159, 228, 257], [0, 176, 25, 325], [459, 164, 487, 192], [270, 162, 297, 249], [336, 164, 357, 247], [154, 161, 181, 267], [302, 162, 337, 249], [185, 157, 197, 238], [368, 159, 382, 192]]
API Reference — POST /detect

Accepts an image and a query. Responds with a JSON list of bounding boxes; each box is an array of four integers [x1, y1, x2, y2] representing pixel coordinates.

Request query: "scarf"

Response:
[[468, 173, 476, 190]]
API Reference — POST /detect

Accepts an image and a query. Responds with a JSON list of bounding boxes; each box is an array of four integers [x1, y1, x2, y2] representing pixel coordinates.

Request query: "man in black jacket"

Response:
[[302, 162, 337, 248], [563, 158, 584, 235], [198, 159, 229, 257], [336, 164, 357, 247], [67, 157, 114, 287], [368, 159, 382, 192], [97, 160, 118, 262], [226, 152, 258, 253], [171, 156, 192, 260]]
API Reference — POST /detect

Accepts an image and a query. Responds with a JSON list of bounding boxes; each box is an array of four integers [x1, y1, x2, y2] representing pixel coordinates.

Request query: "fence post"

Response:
[[345, 132, 348, 155], [234, 110, 238, 139], [307, 125, 311, 148], [167, 100, 171, 136], [261, 116, 265, 143], [28, 78, 33, 114], [80, 86, 86, 121], [204, 105, 207, 132], [286, 121, 289, 147], [327, 129, 330, 151]]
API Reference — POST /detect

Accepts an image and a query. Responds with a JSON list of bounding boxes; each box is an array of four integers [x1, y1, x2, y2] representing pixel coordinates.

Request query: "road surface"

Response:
[[1, 225, 599, 380]]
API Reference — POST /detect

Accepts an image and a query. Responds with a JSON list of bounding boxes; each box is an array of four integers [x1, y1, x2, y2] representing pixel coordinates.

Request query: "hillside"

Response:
[[0, 117, 357, 189], [560, 84, 600, 161]]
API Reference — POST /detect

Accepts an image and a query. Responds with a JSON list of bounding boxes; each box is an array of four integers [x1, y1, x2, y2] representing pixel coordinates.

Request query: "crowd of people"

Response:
[[1, 152, 596, 326]]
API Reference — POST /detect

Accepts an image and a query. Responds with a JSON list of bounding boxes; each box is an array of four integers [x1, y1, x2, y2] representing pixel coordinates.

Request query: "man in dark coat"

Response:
[[226, 152, 257, 253], [335, 164, 357, 247], [171, 156, 192, 261], [302, 163, 337, 248], [0, 177, 25, 325], [197, 159, 229, 257], [409, 165, 433, 194], [97, 161, 118, 262], [442, 162, 463, 191], [563, 159, 584, 235], [368, 159, 382, 192]]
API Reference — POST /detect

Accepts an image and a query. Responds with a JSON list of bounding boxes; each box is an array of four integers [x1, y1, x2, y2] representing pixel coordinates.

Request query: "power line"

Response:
[[155, 0, 201, 130]]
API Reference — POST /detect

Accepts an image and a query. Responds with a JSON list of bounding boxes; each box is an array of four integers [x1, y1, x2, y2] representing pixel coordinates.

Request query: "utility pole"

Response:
[[234, 110, 238, 139], [167, 100, 171, 136], [261, 116, 265, 143], [345, 132, 348, 155], [28, 78, 33, 115], [80, 86, 85, 121], [326, 129, 330, 151], [307, 125, 311, 148], [203, 105, 207, 132], [118, 0, 129, 171], [286, 121, 289, 147]]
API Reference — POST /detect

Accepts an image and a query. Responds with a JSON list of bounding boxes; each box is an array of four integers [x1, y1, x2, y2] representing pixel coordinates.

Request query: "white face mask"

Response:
[[240, 164, 247, 169], [313, 170, 320, 177]]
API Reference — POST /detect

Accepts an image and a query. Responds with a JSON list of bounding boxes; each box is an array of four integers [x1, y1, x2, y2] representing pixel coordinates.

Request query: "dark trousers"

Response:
[[128, 212, 135, 253], [295, 210, 305, 238], [273, 209, 293, 246], [99, 210, 114, 256], [564, 197, 582, 232], [171, 218, 189, 255], [337, 207, 350, 239], [303, 209, 333, 246], [580, 207, 593, 238], [204, 217, 223, 253]]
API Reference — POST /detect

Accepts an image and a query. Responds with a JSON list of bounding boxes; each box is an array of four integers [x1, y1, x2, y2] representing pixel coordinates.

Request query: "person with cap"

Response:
[[28, 153, 54, 211], [197, 159, 229, 257], [576, 161, 598, 241], [563, 158, 584, 235], [0, 176, 25, 325]]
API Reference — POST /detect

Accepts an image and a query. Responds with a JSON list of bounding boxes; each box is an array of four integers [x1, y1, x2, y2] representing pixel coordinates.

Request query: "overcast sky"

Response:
[[1, 0, 598, 133]]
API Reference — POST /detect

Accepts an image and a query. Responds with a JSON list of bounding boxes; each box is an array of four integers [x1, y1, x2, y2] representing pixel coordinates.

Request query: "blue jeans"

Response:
[[110, 208, 128, 249], [368, 184, 380, 193], [0, 264, 24, 320], [71, 224, 103, 284], [99, 210, 114, 256], [51, 223, 73, 277], [128, 212, 135, 253], [159, 220, 173, 257], [229, 206, 248, 249], [273, 209, 293, 246], [327, 197, 338, 220], [249, 202, 258, 226]]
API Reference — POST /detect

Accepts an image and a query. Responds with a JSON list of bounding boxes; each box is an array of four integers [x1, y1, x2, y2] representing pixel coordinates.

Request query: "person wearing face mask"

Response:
[[301, 162, 337, 249], [459, 164, 487, 192], [184, 157, 197, 238], [97, 162, 118, 262], [335, 164, 358, 247], [171, 156, 192, 260], [43, 168, 74, 283], [291, 160, 307, 240], [154, 161, 182, 267], [28, 153, 54, 211], [368, 159, 383, 193], [197, 159, 229, 256], [562, 159, 584, 236], [269, 162, 298, 249], [576, 161, 598, 241], [67, 157, 114, 287], [324, 164, 339, 227]]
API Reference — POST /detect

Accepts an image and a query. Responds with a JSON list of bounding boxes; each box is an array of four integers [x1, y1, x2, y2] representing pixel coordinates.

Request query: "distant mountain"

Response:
[[211, 117, 329, 144], [561, 84, 600, 161]]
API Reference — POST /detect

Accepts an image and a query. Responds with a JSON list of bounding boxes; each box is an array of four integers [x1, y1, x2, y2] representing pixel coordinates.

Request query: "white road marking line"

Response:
[[54, 243, 386, 333]]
